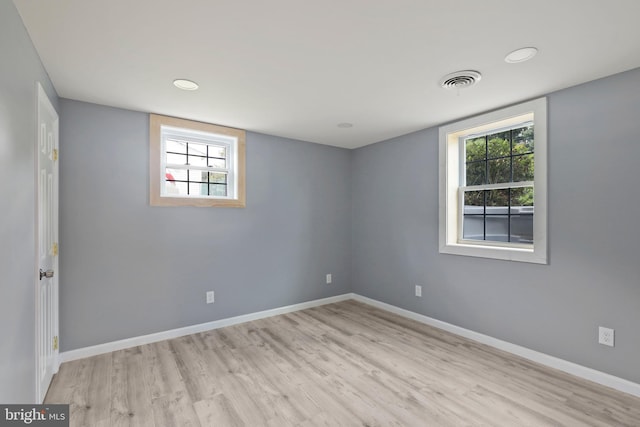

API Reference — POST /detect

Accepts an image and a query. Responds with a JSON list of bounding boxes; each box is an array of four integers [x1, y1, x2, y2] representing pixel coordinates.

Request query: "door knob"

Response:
[[39, 269, 54, 280]]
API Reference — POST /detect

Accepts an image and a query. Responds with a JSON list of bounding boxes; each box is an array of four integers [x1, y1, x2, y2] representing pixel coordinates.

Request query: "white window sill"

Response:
[[439, 242, 547, 264]]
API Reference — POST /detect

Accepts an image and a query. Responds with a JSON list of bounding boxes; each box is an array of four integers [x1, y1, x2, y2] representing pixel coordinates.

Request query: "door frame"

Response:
[[35, 82, 60, 403]]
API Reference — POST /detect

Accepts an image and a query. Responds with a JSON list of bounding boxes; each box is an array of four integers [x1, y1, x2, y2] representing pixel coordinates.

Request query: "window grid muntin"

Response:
[[461, 124, 535, 244], [165, 139, 227, 166], [464, 126, 534, 186], [161, 127, 236, 199], [461, 186, 534, 244], [165, 169, 228, 196]]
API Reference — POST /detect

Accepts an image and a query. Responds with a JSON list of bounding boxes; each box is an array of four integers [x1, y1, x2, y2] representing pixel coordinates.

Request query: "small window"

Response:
[[439, 98, 547, 263], [150, 114, 246, 207]]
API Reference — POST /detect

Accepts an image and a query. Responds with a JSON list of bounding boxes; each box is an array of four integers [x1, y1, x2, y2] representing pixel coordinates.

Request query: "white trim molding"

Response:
[[61, 292, 640, 399], [60, 294, 353, 363], [351, 294, 640, 398], [439, 98, 548, 264]]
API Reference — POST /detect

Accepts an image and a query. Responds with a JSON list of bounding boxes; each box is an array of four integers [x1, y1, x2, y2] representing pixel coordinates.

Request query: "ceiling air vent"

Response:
[[439, 70, 482, 90]]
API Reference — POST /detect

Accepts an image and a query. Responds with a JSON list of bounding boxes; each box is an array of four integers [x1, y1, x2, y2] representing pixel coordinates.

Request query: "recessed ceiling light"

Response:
[[173, 79, 199, 91], [337, 122, 353, 128], [505, 47, 538, 63]]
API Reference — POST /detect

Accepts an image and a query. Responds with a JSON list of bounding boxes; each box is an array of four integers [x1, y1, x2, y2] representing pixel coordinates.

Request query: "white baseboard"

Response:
[[351, 294, 640, 398], [61, 291, 640, 399], [60, 293, 353, 363]]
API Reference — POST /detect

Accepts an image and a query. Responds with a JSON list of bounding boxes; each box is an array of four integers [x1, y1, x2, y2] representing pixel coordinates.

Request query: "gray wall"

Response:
[[0, 0, 59, 403], [352, 67, 640, 383], [59, 99, 352, 351], [5, 0, 639, 397]]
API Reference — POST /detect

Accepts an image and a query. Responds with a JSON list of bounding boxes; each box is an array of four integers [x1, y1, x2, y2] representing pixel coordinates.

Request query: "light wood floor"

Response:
[[46, 300, 640, 426]]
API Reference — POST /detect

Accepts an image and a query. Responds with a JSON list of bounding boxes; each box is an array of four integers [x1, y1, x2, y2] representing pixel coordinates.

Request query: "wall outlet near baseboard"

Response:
[[415, 285, 422, 297], [326, 274, 332, 284], [598, 326, 614, 347], [206, 291, 215, 304]]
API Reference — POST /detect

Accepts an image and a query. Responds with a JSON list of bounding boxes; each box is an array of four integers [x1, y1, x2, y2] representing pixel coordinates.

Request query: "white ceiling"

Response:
[[14, 0, 640, 149]]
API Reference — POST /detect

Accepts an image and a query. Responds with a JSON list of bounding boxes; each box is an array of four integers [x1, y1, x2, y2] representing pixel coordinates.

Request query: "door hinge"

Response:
[[53, 149, 58, 161], [52, 242, 58, 256], [53, 336, 59, 351]]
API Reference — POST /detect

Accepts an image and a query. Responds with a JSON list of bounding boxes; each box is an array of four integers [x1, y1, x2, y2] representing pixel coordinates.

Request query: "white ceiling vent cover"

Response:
[[439, 70, 482, 89]]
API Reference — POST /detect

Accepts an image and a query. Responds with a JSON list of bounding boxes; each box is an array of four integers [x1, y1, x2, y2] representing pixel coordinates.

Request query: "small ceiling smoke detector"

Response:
[[173, 79, 199, 91], [337, 122, 353, 128], [505, 47, 538, 63], [439, 70, 482, 90]]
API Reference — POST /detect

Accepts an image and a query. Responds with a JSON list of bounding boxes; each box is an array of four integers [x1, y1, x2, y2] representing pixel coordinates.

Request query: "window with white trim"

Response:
[[439, 98, 547, 263], [150, 114, 246, 207]]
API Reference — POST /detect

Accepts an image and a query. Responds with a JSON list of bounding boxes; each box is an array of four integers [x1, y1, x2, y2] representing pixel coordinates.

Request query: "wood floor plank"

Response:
[[150, 390, 200, 427], [169, 335, 218, 402], [193, 393, 245, 427], [110, 347, 155, 427], [139, 340, 187, 401], [67, 353, 112, 427], [46, 300, 640, 426]]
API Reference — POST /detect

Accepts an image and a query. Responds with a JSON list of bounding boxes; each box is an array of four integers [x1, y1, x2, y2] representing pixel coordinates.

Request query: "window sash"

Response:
[[457, 125, 535, 247], [457, 184, 534, 248], [458, 123, 534, 186]]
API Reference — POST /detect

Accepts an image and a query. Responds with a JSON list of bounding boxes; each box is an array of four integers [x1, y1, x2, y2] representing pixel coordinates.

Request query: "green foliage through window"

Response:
[[464, 125, 534, 206]]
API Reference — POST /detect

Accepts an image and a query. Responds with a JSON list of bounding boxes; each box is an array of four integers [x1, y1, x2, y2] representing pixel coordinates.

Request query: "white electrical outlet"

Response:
[[206, 291, 215, 304], [326, 274, 332, 284], [415, 285, 422, 297], [598, 326, 614, 347]]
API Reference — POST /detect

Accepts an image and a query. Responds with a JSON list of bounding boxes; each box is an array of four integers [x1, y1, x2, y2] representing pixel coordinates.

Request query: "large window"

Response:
[[462, 124, 534, 243], [150, 114, 246, 207], [439, 98, 547, 263]]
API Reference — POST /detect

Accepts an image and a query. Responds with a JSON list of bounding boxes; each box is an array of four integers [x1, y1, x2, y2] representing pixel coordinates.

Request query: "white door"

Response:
[[36, 82, 59, 403]]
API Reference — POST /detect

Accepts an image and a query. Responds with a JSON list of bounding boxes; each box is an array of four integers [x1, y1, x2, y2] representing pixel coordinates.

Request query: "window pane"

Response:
[[486, 189, 509, 207], [209, 172, 227, 184], [208, 158, 226, 168], [463, 215, 484, 240], [510, 188, 534, 243], [209, 184, 228, 197], [166, 139, 187, 154], [209, 145, 226, 158], [487, 158, 510, 184], [486, 189, 509, 242], [464, 190, 484, 207], [513, 125, 534, 153], [487, 131, 510, 159], [510, 215, 533, 243], [486, 215, 509, 242], [166, 153, 187, 165], [191, 170, 208, 183], [187, 155, 207, 168], [513, 153, 534, 182], [463, 190, 484, 241], [189, 182, 208, 196], [465, 137, 486, 162], [171, 181, 188, 196], [165, 168, 187, 182], [465, 161, 485, 185], [187, 142, 208, 156], [511, 187, 534, 207]]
